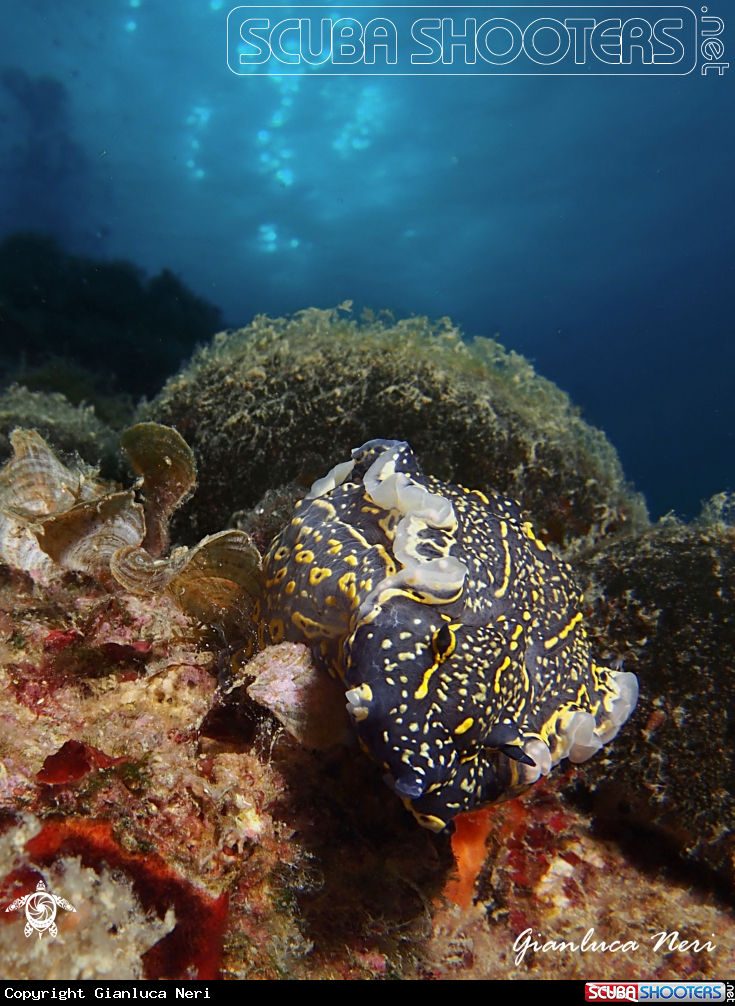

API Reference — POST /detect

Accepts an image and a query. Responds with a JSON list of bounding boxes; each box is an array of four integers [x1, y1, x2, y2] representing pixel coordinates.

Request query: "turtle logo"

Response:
[[5, 879, 77, 939]]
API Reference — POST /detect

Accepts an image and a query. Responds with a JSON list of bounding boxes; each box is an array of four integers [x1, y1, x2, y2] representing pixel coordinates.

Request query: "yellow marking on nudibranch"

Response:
[[414, 661, 439, 700], [327, 539, 343, 555], [378, 511, 401, 538], [344, 554, 358, 567], [338, 571, 357, 598], [269, 618, 285, 643], [522, 660, 530, 691], [265, 567, 288, 587], [284, 580, 296, 595], [311, 498, 337, 518], [411, 812, 446, 832], [309, 567, 332, 585], [372, 543, 397, 577], [558, 611, 583, 640], [509, 623, 524, 651], [291, 610, 343, 639], [576, 683, 593, 707], [345, 525, 372, 549], [455, 717, 474, 735], [472, 490, 490, 505], [493, 655, 511, 693], [494, 522, 512, 598], [295, 549, 315, 563]]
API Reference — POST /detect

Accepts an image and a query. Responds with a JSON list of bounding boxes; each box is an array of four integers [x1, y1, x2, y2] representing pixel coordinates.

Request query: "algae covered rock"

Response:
[[143, 308, 648, 552], [0, 384, 119, 475], [572, 494, 735, 874]]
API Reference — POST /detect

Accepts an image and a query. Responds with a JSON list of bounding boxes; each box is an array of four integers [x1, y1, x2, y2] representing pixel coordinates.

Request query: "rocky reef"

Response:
[[0, 309, 734, 980], [572, 495, 735, 878]]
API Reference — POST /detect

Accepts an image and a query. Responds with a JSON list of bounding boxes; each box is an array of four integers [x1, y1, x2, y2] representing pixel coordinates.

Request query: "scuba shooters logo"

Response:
[[700, 10, 727, 74], [585, 984, 727, 1001], [227, 5, 703, 74], [5, 879, 76, 940]]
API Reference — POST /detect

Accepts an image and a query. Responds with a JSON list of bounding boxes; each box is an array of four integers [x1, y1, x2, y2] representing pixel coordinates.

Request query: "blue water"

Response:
[[1, 1, 732, 519]]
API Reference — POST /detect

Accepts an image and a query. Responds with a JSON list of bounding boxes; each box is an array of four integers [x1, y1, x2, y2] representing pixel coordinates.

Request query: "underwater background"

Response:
[[0, 0, 734, 984], [0, 0, 733, 518]]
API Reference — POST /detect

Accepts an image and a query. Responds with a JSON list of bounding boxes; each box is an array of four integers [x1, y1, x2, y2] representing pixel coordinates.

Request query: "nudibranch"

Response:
[[261, 440, 638, 831]]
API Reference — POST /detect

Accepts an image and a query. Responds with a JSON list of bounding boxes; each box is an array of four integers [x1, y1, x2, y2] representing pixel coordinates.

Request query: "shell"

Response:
[[107, 543, 190, 595], [246, 642, 352, 749], [0, 512, 56, 581], [111, 530, 262, 629], [0, 429, 114, 582], [0, 428, 107, 520], [0, 425, 262, 638], [120, 423, 197, 557], [34, 492, 145, 580]]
